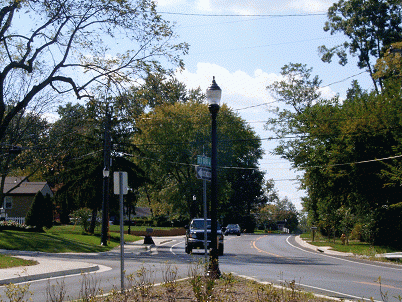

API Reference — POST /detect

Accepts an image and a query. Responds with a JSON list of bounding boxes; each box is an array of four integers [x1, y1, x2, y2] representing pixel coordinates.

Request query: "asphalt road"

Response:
[[1, 234, 401, 301], [219, 234, 402, 301]]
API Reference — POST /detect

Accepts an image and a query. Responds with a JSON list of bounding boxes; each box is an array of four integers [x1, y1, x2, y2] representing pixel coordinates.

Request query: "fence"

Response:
[[5, 217, 25, 224]]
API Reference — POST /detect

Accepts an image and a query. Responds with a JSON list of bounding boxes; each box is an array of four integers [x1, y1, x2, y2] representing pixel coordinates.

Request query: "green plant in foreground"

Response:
[[2, 283, 32, 302], [162, 262, 179, 302], [255, 283, 280, 302], [126, 265, 155, 302], [188, 261, 216, 302], [46, 278, 66, 302], [79, 273, 100, 302], [221, 272, 235, 293]]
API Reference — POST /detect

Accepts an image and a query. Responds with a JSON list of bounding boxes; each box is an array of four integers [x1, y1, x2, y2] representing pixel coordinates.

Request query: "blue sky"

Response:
[[156, 0, 375, 210]]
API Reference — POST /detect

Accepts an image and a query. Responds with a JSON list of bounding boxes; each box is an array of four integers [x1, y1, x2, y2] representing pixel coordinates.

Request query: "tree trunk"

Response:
[[89, 208, 97, 234]]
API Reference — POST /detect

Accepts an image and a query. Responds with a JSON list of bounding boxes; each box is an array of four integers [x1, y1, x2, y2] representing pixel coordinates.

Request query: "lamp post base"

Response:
[[207, 248, 221, 279]]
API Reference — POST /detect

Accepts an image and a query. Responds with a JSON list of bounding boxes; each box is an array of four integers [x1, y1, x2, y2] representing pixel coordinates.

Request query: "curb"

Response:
[[295, 235, 354, 257], [0, 236, 184, 285], [0, 264, 99, 285]]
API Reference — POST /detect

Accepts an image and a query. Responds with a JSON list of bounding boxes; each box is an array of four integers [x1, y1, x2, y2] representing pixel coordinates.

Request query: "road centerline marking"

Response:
[[252, 235, 284, 258]]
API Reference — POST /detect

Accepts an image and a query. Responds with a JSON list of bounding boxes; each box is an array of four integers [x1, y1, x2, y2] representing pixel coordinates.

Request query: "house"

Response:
[[0, 177, 53, 222], [134, 207, 152, 218]]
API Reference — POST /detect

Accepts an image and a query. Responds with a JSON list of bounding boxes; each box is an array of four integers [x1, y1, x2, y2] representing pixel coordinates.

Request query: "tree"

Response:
[[318, 0, 402, 92], [48, 101, 146, 232], [25, 192, 53, 230], [374, 41, 402, 89], [0, 0, 187, 203], [266, 62, 402, 245], [256, 180, 299, 233], [134, 100, 265, 224], [0, 109, 51, 208]]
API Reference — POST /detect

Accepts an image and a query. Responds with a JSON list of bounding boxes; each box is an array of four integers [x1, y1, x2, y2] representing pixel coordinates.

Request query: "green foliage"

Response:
[[374, 202, 402, 249], [4, 282, 32, 302], [134, 100, 265, 224], [25, 192, 53, 230], [49, 102, 146, 230], [267, 60, 402, 247], [71, 208, 94, 233], [256, 181, 299, 233], [319, 0, 402, 92]]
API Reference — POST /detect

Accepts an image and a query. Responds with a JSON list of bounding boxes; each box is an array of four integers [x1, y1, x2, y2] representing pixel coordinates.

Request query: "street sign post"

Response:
[[196, 155, 211, 262], [113, 171, 127, 292], [195, 166, 211, 181]]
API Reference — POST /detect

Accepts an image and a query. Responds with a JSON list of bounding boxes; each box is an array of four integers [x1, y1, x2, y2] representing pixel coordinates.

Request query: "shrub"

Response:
[[373, 202, 402, 249], [25, 192, 53, 231], [70, 208, 92, 233]]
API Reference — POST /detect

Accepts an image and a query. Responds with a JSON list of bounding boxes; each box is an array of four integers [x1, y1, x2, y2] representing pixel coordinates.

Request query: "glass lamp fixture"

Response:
[[206, 76, 221, 106]]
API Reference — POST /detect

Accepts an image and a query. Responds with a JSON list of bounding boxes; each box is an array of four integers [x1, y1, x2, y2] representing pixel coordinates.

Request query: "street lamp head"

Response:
[[103, 167, 110, 178], [206, 76, 222, 107]]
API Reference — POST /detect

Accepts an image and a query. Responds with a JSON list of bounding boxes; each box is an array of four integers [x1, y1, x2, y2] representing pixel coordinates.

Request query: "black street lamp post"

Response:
[[206, 76, 221, 278], [101, 111, 111, 246]]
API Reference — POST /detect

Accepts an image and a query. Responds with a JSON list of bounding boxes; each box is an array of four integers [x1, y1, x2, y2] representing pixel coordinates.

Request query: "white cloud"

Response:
[[196, 0, 211, 11], [158, 0, 334, 14], [156, 0, 185, 7], [288, 0, 332, 12], [319, 85, 337, 99], [175, 63, 278, 109]]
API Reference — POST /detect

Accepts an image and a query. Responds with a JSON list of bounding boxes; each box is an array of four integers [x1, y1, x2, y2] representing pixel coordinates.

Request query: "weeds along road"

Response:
[[1, 234, 401, 301]]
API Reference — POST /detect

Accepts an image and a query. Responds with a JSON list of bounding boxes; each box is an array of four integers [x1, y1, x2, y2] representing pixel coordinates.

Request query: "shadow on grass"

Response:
[[0, 230, 114, 253]]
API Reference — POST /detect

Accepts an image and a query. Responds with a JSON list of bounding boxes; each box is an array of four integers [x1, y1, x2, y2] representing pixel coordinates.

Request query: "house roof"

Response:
[[135, 207, 152, 217], [2, 177, 52, 196]]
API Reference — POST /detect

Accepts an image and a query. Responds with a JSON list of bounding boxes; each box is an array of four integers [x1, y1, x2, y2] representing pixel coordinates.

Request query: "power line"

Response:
[[235, 100, 279, 111], [300, 154, 402, 170], [322, 71, 368, 87], [158, 11, 327, 17]]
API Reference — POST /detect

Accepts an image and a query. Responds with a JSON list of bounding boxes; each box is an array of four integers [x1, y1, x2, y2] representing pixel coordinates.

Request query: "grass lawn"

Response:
[[0, 254, 37, 269], [0, 225, 142, 254], [300, 233, 399, 257], [0, 225, 143, 269]]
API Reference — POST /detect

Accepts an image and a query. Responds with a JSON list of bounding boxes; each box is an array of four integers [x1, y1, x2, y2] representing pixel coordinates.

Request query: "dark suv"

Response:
[[185, 218, 224, 255], [224, 224, 241, 236]]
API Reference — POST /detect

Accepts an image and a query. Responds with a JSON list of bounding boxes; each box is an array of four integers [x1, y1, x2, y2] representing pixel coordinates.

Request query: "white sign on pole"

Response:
[[113, 171, 128, 195], [195, 166, 211, 181]]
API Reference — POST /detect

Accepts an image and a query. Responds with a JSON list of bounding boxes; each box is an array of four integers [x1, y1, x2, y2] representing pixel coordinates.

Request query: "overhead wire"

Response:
[[157, 11, 327, 17], [121, 146, 402, 174]]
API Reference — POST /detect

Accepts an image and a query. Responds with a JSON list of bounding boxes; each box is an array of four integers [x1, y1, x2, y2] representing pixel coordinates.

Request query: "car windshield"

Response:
[[227, 224, 238, 229], [191, 219, 220, 230]]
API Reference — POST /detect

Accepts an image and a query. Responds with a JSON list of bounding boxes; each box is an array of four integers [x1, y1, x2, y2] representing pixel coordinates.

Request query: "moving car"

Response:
[[185, 218, 224, 255], [224, 224, 241, 236]]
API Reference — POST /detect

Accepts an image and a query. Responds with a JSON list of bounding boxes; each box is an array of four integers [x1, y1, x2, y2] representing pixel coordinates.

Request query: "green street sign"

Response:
[[197, 155, 211, 167]]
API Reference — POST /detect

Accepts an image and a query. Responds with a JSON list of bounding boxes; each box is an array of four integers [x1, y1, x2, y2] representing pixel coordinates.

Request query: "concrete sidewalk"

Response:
[[295, 236, 402, 260], [295, 235, 354, 256], [0, 236, 174, 285]]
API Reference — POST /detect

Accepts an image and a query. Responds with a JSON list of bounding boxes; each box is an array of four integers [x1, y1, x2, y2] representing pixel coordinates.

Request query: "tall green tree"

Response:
[[134, 101, 265, 224], [48, 101, 147, 231], [318, 0, 402, 92], [267, 62, 402, 245]]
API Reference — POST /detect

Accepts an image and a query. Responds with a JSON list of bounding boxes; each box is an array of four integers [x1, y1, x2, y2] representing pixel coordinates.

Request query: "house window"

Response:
[[3, 196, 12, 209]]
